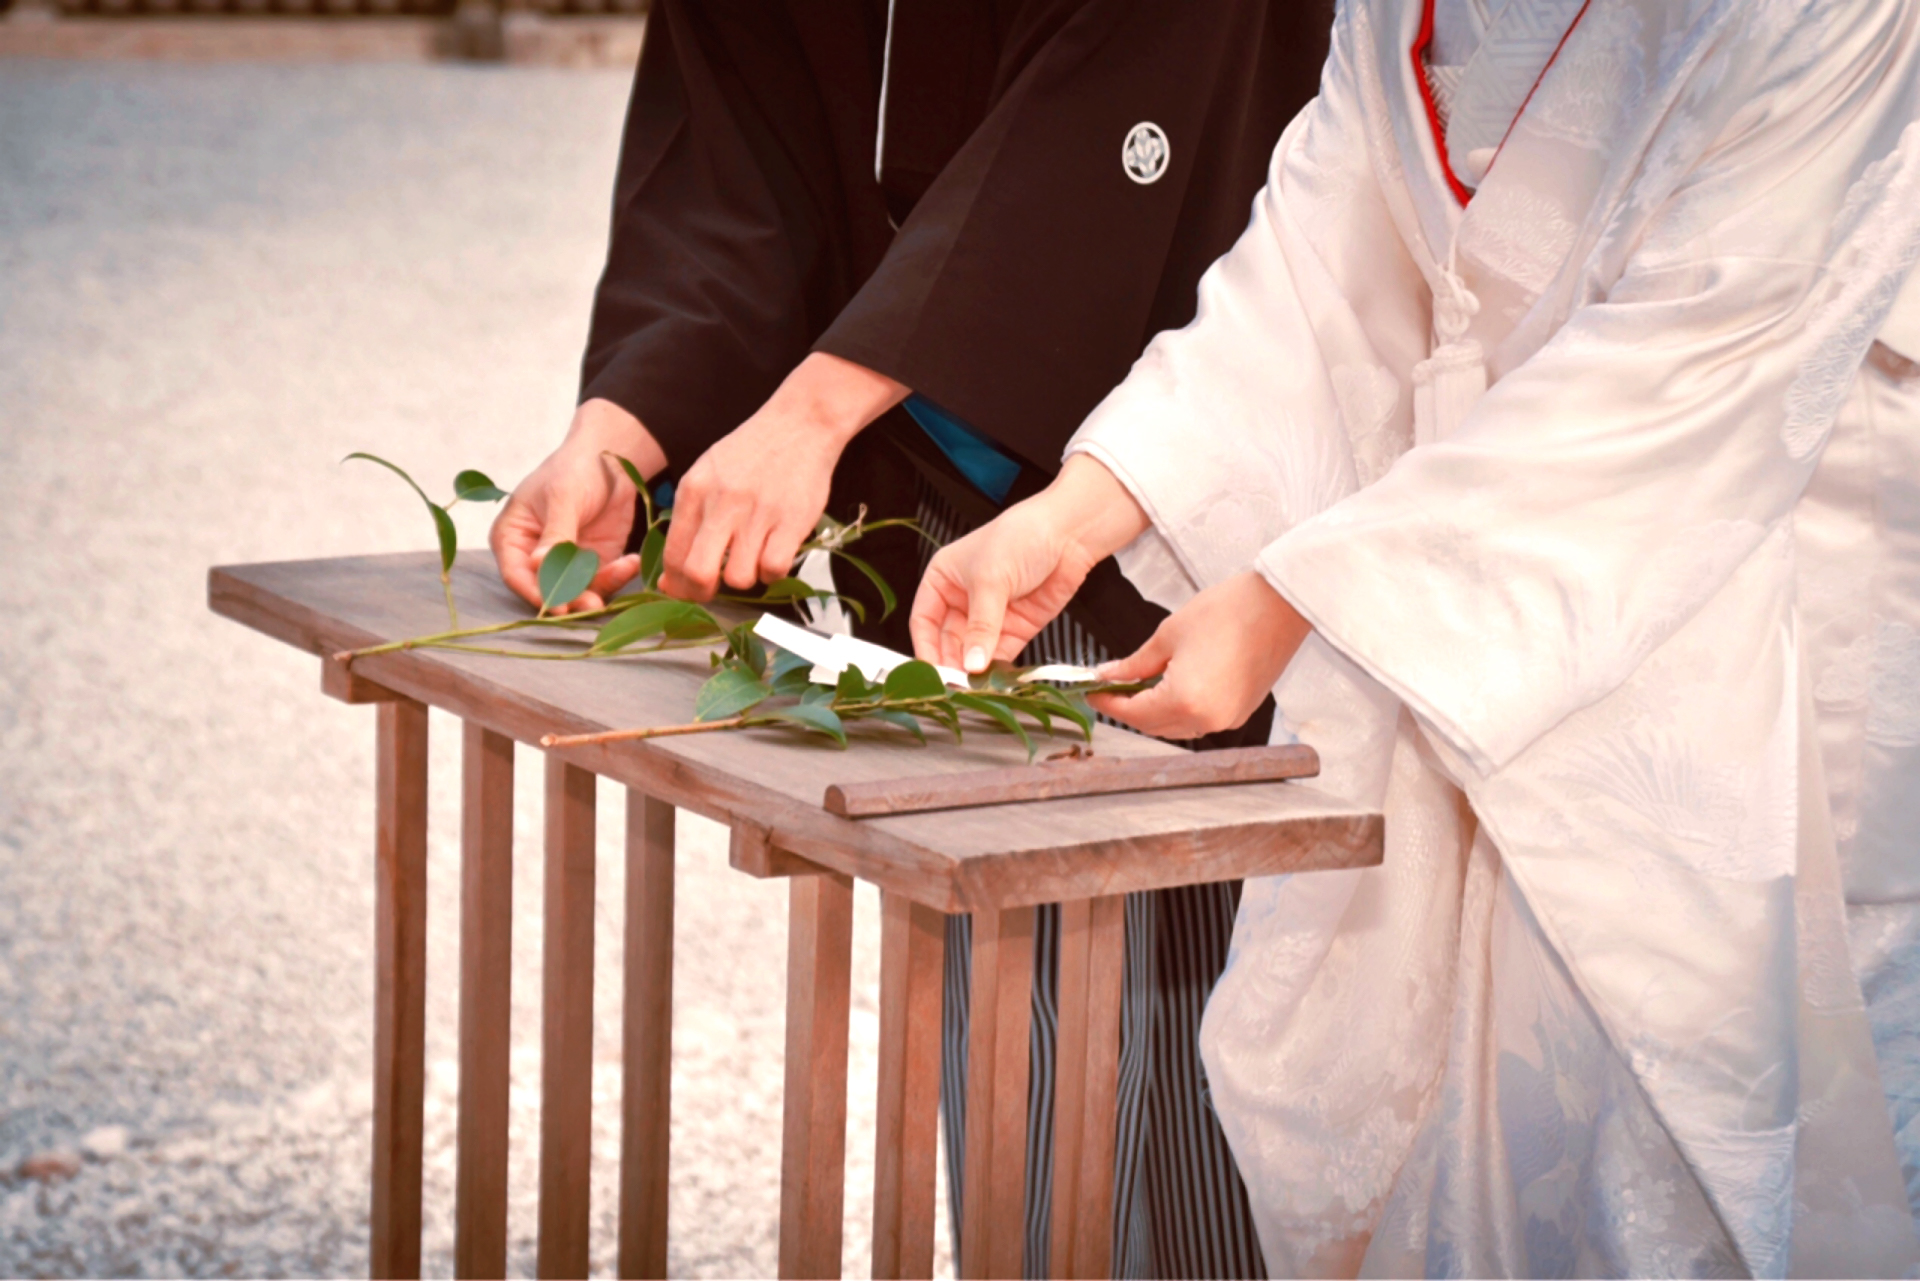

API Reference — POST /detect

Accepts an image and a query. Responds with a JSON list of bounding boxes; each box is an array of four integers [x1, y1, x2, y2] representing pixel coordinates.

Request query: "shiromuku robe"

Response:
[[1066, 0, 1920, 1274]]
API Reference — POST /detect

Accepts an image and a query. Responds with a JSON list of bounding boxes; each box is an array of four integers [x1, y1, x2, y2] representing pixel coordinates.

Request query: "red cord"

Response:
[[1410, 0, 1593, 207], [1410, 0, 1474, 204]]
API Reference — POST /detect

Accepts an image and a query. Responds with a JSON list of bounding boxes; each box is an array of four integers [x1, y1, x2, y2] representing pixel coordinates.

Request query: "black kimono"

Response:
[[578, 3, 1332, 1275]]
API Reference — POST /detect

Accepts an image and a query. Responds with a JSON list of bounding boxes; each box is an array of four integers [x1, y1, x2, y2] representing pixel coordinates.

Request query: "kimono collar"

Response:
[[1372, 0, 1749, 377]]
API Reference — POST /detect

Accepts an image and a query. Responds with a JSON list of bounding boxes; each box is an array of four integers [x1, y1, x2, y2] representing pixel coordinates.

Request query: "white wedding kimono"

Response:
[[1065, 0, 1920, 1275]]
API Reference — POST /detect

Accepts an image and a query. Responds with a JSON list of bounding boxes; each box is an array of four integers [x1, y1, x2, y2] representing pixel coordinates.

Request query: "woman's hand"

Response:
[[910, 455, 1150, 672], [490, 398, 665, 614], [1090, 571, 1312, 740]]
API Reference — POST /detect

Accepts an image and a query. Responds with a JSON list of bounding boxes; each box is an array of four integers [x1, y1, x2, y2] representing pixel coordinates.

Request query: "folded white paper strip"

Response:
[[1018, 663, 1104, 683], [752, 614, 970, 688]]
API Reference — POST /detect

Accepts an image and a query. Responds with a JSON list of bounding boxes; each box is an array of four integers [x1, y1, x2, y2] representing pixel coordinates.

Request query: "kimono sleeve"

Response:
[[578, 0, 887, 473], [817, 0, 1328, 471], [1262, 12, 1920, 775], [1067, 4, 1431, 614]]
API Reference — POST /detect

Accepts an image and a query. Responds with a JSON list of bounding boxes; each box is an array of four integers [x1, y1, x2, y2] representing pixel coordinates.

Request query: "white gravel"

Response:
[[0, 59, 949, 1279]]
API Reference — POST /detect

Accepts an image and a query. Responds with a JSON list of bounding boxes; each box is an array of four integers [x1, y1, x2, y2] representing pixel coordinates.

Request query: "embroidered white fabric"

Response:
[[1065, 0, 1920, 1273]]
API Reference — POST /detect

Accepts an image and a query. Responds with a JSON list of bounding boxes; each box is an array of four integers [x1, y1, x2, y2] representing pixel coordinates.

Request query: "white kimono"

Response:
[[1066, 0, 1920, 1275]]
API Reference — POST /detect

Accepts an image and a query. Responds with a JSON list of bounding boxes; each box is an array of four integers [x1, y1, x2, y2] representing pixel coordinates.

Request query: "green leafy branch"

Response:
[[343, 451, 1151, 759], [344, 453, 507, 629], [340, 451, 871, 658], [543, 642, 1157, 760]]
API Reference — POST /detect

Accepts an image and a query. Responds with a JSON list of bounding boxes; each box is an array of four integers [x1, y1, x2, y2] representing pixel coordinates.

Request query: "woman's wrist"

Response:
[[1045, 454, 1151, 566]]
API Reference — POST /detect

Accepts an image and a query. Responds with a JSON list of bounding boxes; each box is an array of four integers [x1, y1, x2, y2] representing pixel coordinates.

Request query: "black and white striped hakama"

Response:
[[915, 491, 1269, 1278]]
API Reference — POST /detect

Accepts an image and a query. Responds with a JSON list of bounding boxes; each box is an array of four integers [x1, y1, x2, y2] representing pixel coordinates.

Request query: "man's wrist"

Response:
[[774, 351, 910, 448], [567, 398, 667, 478]]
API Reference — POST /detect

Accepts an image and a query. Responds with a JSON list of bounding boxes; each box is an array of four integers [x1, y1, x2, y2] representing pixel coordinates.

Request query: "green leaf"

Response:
[[345, 453, 458, 573], [452, 469, 507, 503], [607, 452, 646, 490], [830, 551, 897, 620], [590, 599, 712, 654], [882, 660, 947, 701], [538, 542, 601, 614], [344, 451, 433, 507], [662, 604, 721, 641], [770, 665, 815, 697], [836, 666, 876, 702], [639, 525, 667, 591], [800, 683, 837, 707], [923, 702, 963, 742], [429, 502, 458, 575], [755, 576, 818, 603], [865, 708, 927, 744], [768, 645, 814, 684], [726, 622, 768, 675], [603, 451, 656, 527], [995, 694, 1055, 736], [1032, 686, 1095, 739], [953, 692, 1034, 760], [748, 703, 848, 748], [695, 667, 771, 722]]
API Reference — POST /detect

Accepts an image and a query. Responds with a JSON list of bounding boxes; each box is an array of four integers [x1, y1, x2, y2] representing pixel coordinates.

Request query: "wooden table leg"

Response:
[[619, 792, 675, 1279], [960, 906, 1036, 1281], [538, 757, 597, 1280], [372, 698, 428, 1281], [779, 868, 855, 1280], [454, 723, 513, 1280], [1049, 896, 1126, 1280], [871, 893, 944, 1280]]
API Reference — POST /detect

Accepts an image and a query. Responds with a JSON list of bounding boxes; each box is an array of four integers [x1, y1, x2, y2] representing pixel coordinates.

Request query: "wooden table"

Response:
[[209, 551, 1382, 1281]]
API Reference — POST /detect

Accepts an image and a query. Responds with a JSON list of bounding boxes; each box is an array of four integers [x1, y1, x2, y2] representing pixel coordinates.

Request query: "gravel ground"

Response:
[[0, 60, 950, 1278]]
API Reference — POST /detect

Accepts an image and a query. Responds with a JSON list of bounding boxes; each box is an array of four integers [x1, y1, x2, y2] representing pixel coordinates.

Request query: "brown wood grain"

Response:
[[454, 723, 514, 1281], [825, 745, 1320, 817], [779, 871, 855, 1280], [960, 906, 1035, 1281], [731, 821, 831, 880], [619, 792, 675, 1280], [209, 554, 1382, 915], [870, 893, 944, 1281], [323, 653, 400, 705], [537, 757, 597, 1280], [1049, 897, 1126, 1280], [371, 698, 428, 1281]]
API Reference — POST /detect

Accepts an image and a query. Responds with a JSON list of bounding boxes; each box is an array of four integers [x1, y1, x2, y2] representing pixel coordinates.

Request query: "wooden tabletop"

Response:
[[210, 551, 1381, 912]]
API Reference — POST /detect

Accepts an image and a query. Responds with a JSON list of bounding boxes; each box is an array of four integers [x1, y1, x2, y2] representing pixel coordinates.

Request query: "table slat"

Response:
[[455, 723, 514, 1280], [371, 699, 429, 1281], [826, 745, 1319, 817], [537, 758, 597, 1279], [871, 893, 944, 1280], [619, 792, 676, 1279], [960, 906, 1035, 1281], [779, 871, 854, 1279], [1049, 897, 1125, 1280]]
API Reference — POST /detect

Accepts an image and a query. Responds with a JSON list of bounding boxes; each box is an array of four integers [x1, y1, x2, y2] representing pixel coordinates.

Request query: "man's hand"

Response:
[[1089, 571, 1312, 740], [910, 455, 1150, 672], [659, 352, 908, 599], [490, 398, 666, 614]]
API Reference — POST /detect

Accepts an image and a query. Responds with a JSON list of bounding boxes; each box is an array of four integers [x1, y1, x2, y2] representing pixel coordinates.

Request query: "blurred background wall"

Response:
[[0, 0, 644, 66], [0, 27, 951, 1280]]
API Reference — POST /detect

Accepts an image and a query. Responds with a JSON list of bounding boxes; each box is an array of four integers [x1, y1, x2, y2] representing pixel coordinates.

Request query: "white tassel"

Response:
[[1412, 339, 1487, 445], [1412, 249, 1487, 445]]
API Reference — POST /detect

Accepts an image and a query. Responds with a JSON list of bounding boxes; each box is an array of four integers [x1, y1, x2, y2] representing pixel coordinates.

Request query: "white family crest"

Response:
[[1123, 121, 1170, 185]]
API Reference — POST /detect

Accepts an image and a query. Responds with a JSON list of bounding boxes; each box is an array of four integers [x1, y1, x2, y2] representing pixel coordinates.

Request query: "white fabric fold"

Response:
[[1066, 0, 1920, 1272]]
